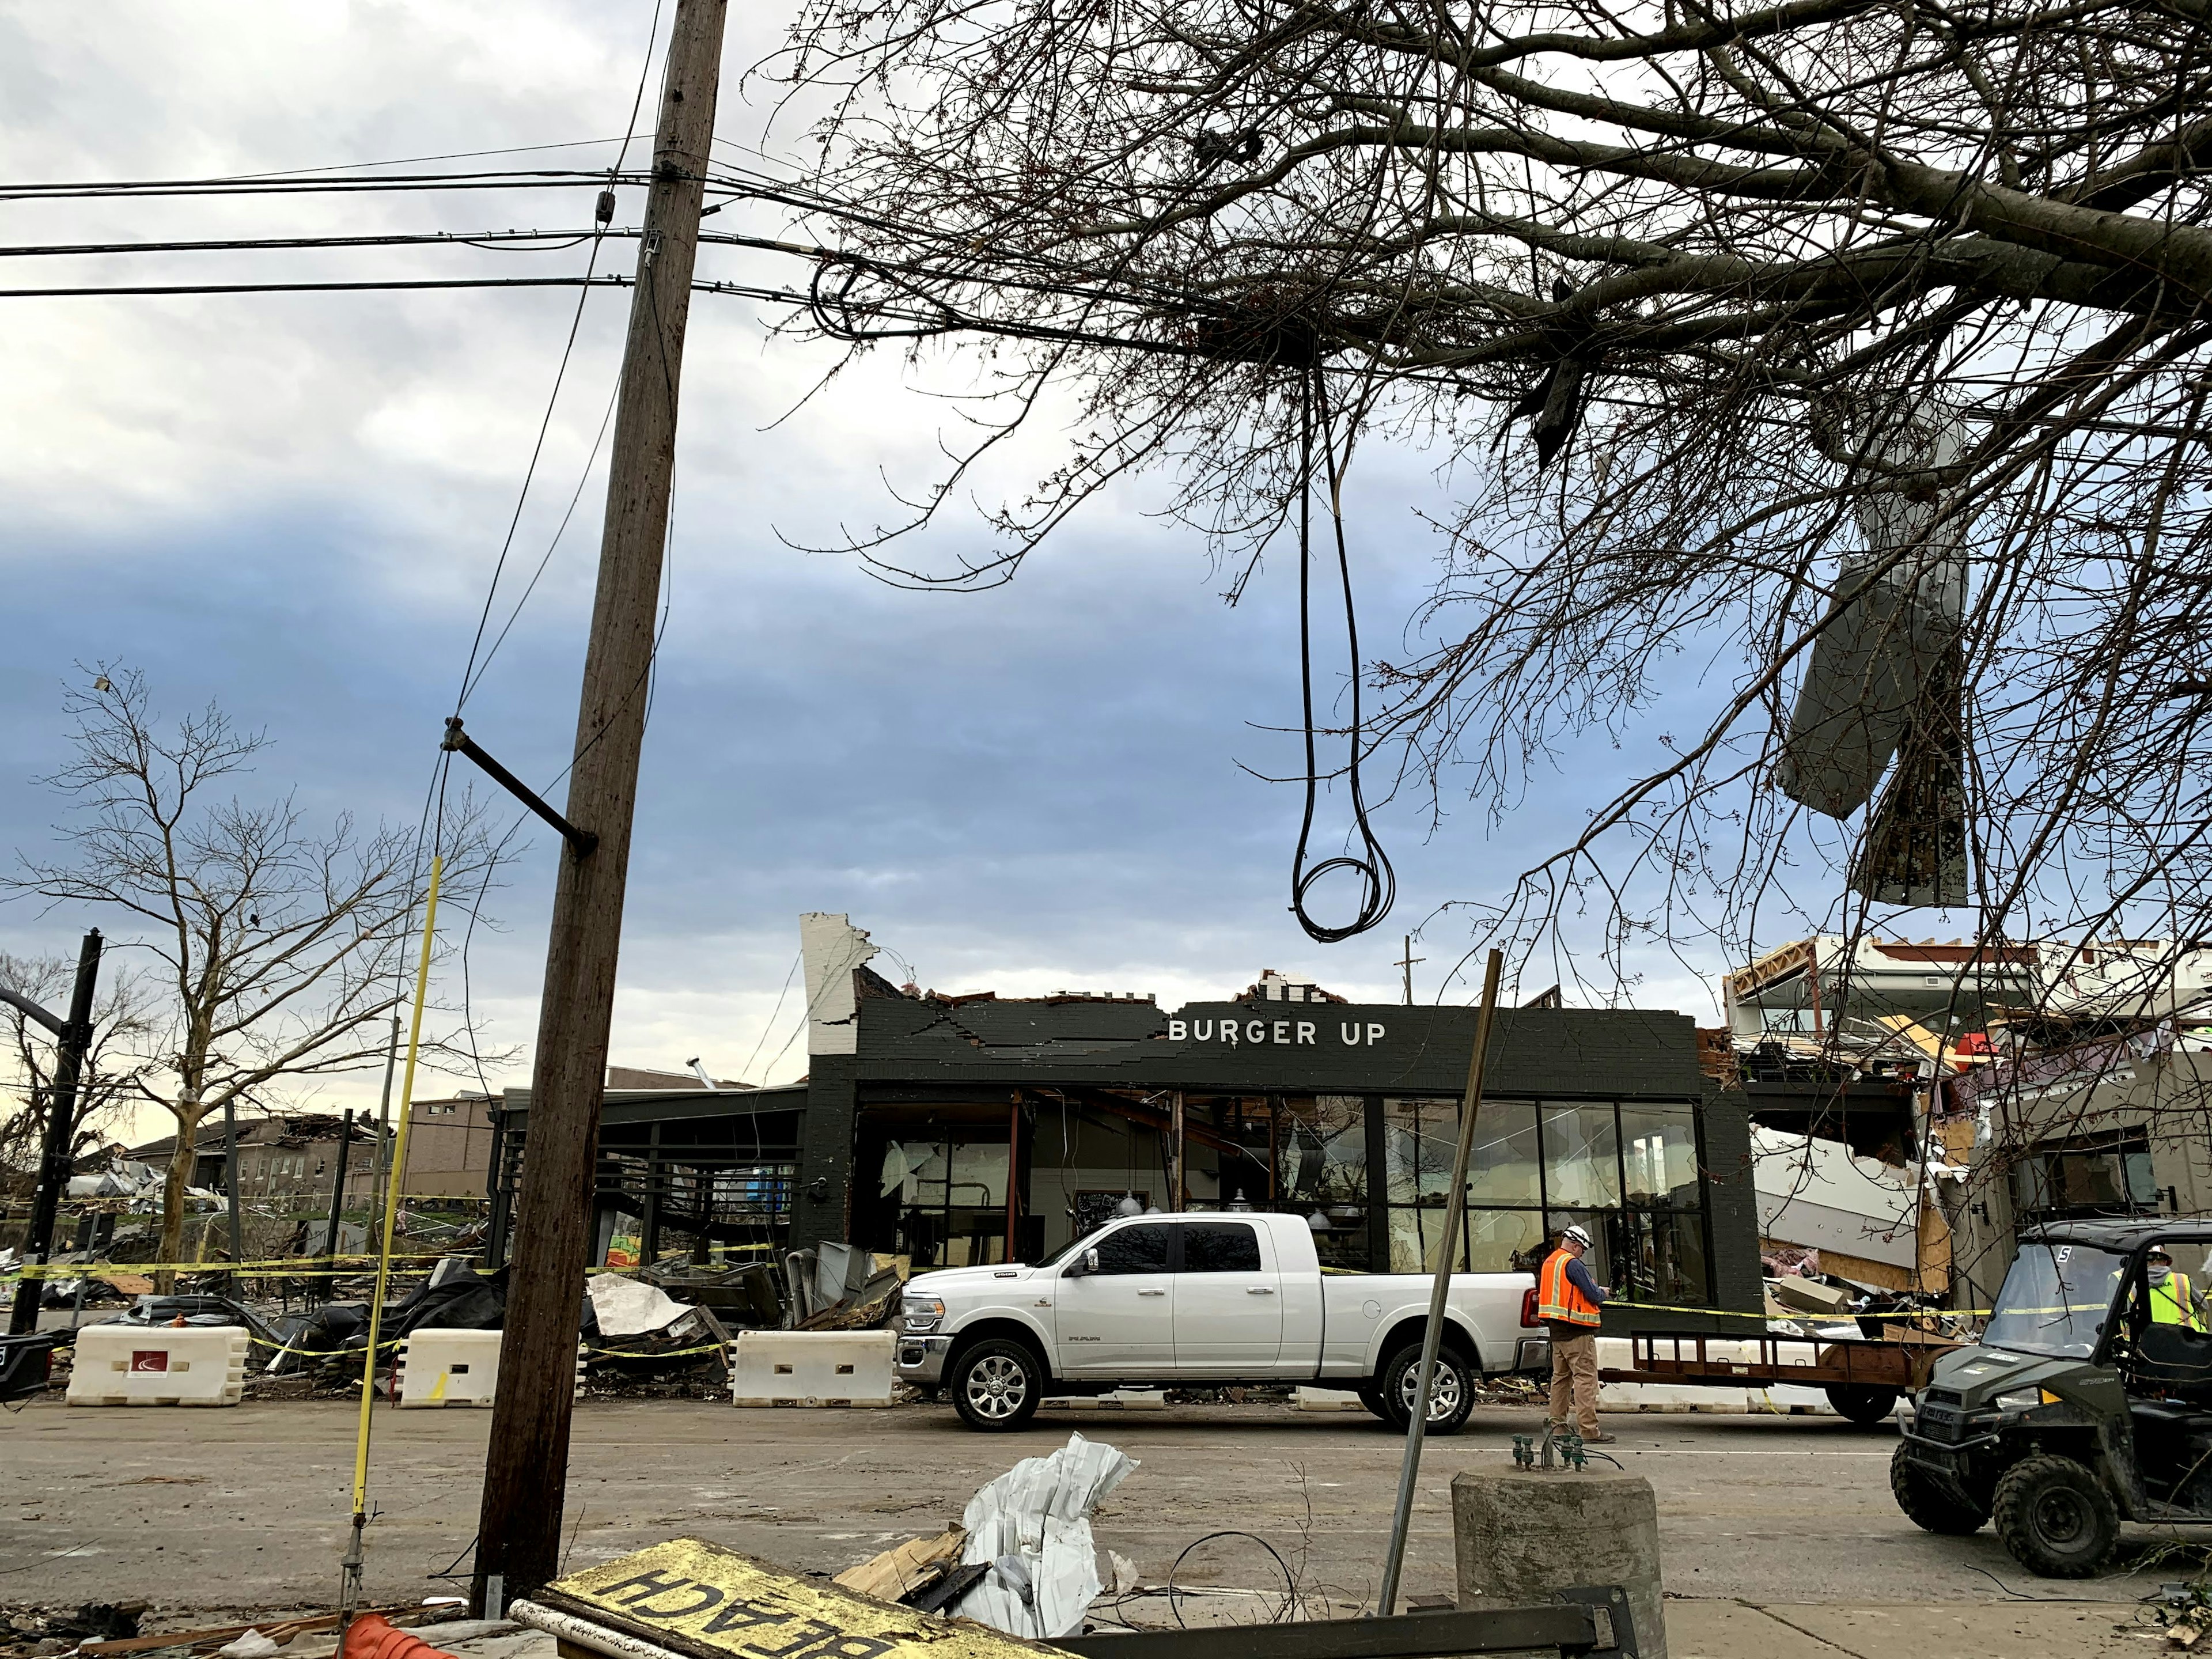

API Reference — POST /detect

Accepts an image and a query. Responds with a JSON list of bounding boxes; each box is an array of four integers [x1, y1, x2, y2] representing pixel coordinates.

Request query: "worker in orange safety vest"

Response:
[[1539, 1223, 1613, 1443]]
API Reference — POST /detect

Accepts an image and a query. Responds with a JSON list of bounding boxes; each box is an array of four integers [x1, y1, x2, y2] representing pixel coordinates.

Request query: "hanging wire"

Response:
[[1290, 365, 1395, 943]]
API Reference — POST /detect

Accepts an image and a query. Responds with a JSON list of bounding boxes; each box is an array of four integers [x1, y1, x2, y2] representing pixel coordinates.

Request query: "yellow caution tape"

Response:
[[3, 1249, 775, 1281]]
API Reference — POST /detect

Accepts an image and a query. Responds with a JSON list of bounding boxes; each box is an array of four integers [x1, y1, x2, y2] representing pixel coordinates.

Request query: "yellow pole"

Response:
[[341, 855, 442, 1613]]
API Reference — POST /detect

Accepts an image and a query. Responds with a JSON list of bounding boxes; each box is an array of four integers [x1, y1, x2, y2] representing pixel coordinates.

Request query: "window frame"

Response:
[[1376, 1094, 1715, 1300]]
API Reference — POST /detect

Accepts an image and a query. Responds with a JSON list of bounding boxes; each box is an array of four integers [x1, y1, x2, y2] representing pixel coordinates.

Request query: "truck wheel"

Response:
[[1889, 1444, 1987, 1535], [949, 1338, 1044, 1433], [1380, 1342, 1476, 1435], [1827, 1384, 1900, 1426], [1993, 1455, 2118, 1577]]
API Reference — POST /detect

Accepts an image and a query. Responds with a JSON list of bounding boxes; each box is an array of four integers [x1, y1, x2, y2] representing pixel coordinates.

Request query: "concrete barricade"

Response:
[[1453, 1464, 1667, 1659], [67, 1325, 249, 1407], [730, 1331, 897, 1407], [395, 1329, 583, 1407], [397, 1329, 504, 1407]]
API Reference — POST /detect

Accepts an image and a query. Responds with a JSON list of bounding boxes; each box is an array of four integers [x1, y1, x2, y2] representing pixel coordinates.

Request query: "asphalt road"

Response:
[[2, 1399, 2198, 1651]]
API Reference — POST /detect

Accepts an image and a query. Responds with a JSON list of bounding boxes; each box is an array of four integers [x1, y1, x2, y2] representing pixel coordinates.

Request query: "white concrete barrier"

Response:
[[68, 1325, 248, 1407], [730, 1330, 897, 1407], [396, 1328, 584, 1407]]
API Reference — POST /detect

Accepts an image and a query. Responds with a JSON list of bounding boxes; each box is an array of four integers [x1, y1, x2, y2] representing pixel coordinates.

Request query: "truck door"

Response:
[[1053, 1221, 1175, 1376], [1173, 1219, 1283, 1373]]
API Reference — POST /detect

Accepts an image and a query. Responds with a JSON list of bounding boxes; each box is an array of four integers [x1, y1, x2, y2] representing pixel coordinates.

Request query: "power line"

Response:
[[0, 170, 635, 203], [0, 276, 629, 298], [0, 229, 610, 258]]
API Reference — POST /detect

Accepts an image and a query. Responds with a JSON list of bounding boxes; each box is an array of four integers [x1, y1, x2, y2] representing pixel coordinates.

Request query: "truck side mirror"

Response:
[[1066, 1248, 1099, 1277]]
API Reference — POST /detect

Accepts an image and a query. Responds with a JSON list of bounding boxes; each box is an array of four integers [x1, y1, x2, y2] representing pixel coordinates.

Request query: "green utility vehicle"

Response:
[[1892, 1218, 2212, 1577]]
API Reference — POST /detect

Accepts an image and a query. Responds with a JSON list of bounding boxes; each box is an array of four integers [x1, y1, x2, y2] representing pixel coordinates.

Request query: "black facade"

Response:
[[495, 985, 1764, 1328]]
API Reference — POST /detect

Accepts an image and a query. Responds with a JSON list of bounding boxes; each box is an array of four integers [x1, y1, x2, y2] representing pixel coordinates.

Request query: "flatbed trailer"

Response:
[[1597, 1331, 1962, 1422]]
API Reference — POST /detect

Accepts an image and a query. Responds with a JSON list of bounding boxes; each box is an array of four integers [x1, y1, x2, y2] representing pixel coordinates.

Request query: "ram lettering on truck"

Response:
[[896, 1210, 1545, 1431]]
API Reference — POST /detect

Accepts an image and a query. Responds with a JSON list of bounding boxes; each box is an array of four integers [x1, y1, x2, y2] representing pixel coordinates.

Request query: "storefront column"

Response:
[[1365, 1094, 1390, 1271], [790, 1057, 858, 1253], [1171, 1092, 1185, 1210], [1003, 1094, 1020, 1258]]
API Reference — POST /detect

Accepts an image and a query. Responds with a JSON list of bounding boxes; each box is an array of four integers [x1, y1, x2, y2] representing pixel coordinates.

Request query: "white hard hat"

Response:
[[1562, 1224, 1593, 1249]]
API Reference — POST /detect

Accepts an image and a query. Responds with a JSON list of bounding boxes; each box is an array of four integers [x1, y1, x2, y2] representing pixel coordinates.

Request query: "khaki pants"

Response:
[[1548, 1328, 1600, 1437]]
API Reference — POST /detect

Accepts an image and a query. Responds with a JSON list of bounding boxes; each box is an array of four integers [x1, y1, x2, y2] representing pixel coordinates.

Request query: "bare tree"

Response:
[[6, 670, 510, 1286], [0, 950, 153, 1190], [764, 1, 2212, 995]]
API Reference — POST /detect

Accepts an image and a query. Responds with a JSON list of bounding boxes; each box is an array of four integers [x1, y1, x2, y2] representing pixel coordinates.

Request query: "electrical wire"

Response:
[[0, 169, 637, 203], [0, 275, 626, 298], [453, 0, 665, 715], [1289, 367, 1395, 943], [740, 952, 805, 1085]]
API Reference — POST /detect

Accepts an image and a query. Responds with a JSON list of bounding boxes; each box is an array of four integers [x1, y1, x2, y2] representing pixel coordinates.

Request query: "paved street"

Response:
[[3, 1398, 2197, 1655]]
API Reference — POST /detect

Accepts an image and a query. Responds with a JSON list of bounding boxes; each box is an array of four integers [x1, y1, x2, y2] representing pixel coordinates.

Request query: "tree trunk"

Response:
[[154, 1103, 204, 1294]]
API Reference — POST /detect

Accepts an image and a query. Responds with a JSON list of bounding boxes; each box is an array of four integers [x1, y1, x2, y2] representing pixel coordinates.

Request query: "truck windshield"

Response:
[[1983, 1241, 2128, 1359]]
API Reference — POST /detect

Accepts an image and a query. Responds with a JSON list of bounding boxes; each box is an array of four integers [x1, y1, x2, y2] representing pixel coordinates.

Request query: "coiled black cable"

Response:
[[1290, 366, 1395, 943]]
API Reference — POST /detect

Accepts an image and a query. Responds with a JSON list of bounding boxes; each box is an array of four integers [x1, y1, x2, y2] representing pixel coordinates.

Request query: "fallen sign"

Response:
[[515, 1539, 1638, 1659], [515, 1537, 1069, 1659]]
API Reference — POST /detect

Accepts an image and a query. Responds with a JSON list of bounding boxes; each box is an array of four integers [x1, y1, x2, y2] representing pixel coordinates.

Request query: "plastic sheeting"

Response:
[[586, 1272, 696, 1339], [951, 1432, 1137, 1640]]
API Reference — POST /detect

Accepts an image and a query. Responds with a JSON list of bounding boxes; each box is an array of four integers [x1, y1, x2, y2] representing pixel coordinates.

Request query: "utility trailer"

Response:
[[1599, 1330, 1961, 1423]]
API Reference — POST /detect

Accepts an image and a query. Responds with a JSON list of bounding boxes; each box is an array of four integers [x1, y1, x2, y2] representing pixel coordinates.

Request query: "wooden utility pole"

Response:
[[472, 0, 728, 1612], [2, 929, 101, 1335]]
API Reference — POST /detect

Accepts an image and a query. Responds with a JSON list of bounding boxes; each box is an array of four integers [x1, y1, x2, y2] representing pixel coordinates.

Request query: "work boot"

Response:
[[1584, 1430, 1616, 1444]]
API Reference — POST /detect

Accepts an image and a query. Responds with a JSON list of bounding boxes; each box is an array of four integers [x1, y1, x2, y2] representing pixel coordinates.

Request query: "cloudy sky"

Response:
[[1, 2, 1754, 1138]]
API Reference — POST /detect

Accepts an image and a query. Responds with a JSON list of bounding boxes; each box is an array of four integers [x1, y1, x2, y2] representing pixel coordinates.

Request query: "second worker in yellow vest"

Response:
[[2149, 1247, 2203, 1330]]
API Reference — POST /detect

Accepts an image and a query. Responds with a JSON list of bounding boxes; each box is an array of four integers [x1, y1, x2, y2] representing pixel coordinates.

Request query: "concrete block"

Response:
[[1453, 1465, 1666, 1659], [68, 1325, 248, 1406], [730, 1330, 897, 1407], [1293, 1387, 1368, 1412], [397, 1328, 582, 1407], [1044, 1389, 1169, 1411]]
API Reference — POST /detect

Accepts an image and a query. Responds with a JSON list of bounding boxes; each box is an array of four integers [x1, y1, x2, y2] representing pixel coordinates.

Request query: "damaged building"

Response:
[[492, 915, 1767, 1327], [1717, 931, 2212, 1309]]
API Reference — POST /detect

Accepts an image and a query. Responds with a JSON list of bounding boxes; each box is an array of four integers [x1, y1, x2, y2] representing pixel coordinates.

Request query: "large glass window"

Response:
[[1619, 1106, 1700, 1207], [1380, 1097, 1711, 1301], [878, 1135, 1012, 1268], [1541, 1103, 1622, 1209], [1271, 1095, 1369, 1270]]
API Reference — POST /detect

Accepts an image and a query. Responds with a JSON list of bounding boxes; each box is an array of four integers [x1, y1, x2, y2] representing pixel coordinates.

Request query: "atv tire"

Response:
[[1889, 1444, 1988, 1535], [1993, 1454, 2118, 1577]]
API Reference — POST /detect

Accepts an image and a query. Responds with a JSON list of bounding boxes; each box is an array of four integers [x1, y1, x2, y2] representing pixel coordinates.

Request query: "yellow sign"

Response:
[[541, 1538, 1066, 1659]]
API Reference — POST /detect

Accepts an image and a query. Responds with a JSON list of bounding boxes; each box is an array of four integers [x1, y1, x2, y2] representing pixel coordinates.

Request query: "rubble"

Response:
[[949, 1431, 1137, 1639]]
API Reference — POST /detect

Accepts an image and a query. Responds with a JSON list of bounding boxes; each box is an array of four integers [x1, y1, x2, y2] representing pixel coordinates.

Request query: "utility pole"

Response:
[[320, 1109, 356, 1264], [222, 1096, 244, 1288], [1397, 934, 1424, 1005], [3, 929, 102, 1335], [369, 1013, 400, 1236], [472, 0, 728, 1613]]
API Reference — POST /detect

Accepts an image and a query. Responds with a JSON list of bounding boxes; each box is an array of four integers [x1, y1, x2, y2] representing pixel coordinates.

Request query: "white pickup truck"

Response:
[[895, 1210, 1546, 1431]]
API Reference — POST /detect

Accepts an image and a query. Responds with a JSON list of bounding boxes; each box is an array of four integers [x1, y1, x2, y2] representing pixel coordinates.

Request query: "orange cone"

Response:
[[341, 1616, 459, 1659]]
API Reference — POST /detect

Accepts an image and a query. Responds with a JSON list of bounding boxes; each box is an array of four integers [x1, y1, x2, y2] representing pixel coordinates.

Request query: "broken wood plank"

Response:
[[832, 1526, 967, 1603]]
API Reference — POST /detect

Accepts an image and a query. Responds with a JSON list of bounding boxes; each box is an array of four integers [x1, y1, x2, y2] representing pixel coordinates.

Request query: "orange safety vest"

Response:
[[1539, 1247, 1602, 1327]]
